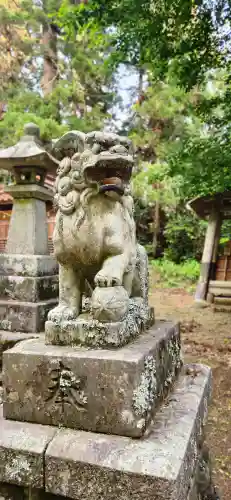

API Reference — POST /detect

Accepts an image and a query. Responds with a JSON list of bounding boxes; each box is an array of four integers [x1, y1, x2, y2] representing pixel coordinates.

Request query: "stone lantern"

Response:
[[0, 123, 59, 332]]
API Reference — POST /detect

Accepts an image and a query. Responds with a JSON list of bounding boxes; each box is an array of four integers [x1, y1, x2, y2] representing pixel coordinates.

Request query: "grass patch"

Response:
[[151, 258, 200, 289]]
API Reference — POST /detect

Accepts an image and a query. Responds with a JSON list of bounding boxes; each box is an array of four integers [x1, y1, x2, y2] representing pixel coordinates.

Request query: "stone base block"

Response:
[[45, 299, 154, 348], [0, 480, 204, 500], [0, 275, 58, 302], [0, 483, 25, 500], [45, 365, 212, 500], [0, 331, 41, 404], [0, 299, 57, 333], [0, 364, 212, 500], [3, 322, 181, 437], [0, 254, 58, 277], [0, 253, 59, 332], [0, 331, 40, 369], [0, 418, 56, 488], [0, 330, 40, 352]]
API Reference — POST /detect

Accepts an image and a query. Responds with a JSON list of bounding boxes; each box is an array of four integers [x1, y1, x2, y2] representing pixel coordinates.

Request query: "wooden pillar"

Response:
[[211, 216, 222, 279], [195, 209, 221, 302]]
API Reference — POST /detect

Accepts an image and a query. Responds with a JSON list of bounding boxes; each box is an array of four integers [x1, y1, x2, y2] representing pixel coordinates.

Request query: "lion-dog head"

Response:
[[51, 131, 134, 216]]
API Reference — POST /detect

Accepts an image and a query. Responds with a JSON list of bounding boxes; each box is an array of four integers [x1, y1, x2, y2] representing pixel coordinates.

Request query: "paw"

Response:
[[48, 305, 78, 323], [94, 271, 122, 287]]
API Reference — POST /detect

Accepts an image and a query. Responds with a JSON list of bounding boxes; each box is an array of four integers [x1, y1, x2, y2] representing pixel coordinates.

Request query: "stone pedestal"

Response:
[[1, 317, 216, 499], [3, 322, 181, 437], [45, 365, 212, 500], [0, 127, 216, 500], [0, 364, 214, 500], [0, 185, 58, 332], [45, 298, 154, 348]]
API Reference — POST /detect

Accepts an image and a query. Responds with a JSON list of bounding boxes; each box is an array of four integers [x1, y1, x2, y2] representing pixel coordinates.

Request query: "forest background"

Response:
[[1, 0, 231, 286]]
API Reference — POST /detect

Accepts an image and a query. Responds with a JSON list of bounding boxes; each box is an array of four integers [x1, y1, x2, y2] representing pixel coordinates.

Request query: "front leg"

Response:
[[48, 265, 81, 322], [95, 253, 129, 287]]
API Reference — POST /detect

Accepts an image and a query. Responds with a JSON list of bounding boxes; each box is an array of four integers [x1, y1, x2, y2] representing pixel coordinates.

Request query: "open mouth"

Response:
[[84, 153, 133, 193], [99, 180, 125, 195]]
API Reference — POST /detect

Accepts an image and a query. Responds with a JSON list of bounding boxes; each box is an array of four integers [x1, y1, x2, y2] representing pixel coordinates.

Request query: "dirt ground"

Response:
[[149, 284, 231, 499]]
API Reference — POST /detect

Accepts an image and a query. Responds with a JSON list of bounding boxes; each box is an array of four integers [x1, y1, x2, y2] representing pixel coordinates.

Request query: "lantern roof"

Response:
[[0, 123, 58, 172]]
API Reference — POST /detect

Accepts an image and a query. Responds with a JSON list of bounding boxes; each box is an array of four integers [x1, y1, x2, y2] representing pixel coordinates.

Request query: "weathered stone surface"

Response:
[[0, 331, 40, 354], [0, 363, 213, 500], [187, 477, 199, 500], [45, 299, 154, 348], [0, 332, 40, 400], [0, 331, 40, 373], [0, 255, 58, 278], [0, 457, 207, 500], [0, 299, 57, 333], [0, 418, 56, 488], [6, 198, 50, 256], [0, 184, 58, 333], [185, 442, 219, 500], [0, 484, 81, 500], [47, 131, 150, 347], [0, 482, 25, 500], [0, 123, 57, 173], [45, 364, 211, 500], [3, 322, 181, 437], [0, 255, 58, 333], [0, 275, 59, 303], [5, 184, 53, 202]]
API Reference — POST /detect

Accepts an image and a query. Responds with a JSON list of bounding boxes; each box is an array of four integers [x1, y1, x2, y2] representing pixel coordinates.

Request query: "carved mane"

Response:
[[52, 130, 133, 217]]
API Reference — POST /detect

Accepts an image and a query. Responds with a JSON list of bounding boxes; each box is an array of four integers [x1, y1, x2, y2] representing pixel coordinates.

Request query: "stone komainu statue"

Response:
[[46, 131, 153, 347]]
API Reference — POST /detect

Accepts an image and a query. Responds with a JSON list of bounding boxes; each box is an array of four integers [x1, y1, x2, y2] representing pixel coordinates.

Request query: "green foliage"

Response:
[[0, 111, 68, 146], [1, 0, 231, 271], [221, 220, 231, 242], [167, 69, 231, 199], [130, 69, 231, 203], [0, 0, 115, 146], [130, 73, 231, 259], [151, 258, 200, 288], [164, 210, 206, 263], [132, 162, 182, 209], [57, 0, 220, 88], [133, 199, 153, 247], [131, 78, 195, 157]]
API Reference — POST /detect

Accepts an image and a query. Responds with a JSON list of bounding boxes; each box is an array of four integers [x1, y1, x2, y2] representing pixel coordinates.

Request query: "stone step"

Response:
[[213, 296, 231, 311], [214, 296, 231, 305], [0, 363, 212, 500]]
